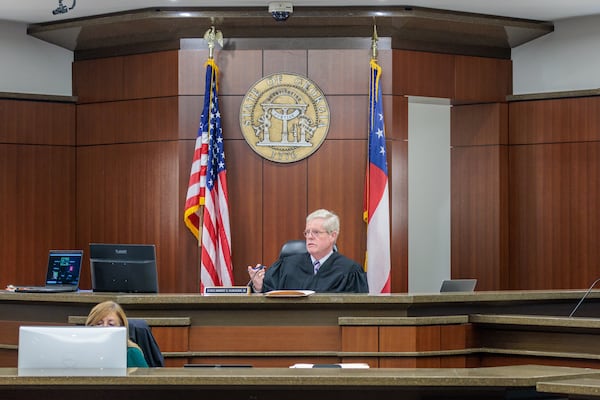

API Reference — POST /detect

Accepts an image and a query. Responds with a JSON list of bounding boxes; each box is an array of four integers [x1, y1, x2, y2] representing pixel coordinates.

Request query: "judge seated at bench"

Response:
[[247, 209, 368, 293]]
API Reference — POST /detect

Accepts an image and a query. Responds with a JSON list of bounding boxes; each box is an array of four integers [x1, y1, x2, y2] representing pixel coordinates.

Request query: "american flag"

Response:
[[364, 59, 391, 294], [184, 59, 233, 291]]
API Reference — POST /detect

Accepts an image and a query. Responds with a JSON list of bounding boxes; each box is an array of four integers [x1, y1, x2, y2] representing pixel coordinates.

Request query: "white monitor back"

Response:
[[18, 326, 127, 376]]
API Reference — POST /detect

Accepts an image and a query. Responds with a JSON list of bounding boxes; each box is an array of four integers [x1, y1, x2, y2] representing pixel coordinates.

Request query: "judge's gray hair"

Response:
[[307, 209, 340, 234]]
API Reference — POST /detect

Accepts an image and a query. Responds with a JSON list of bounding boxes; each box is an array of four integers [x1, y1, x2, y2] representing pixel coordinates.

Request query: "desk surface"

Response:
[[538, 377, 600, 398], [0, 365, 598, 400], [0, 289, 595, 306], [0, 365, 596, 387]]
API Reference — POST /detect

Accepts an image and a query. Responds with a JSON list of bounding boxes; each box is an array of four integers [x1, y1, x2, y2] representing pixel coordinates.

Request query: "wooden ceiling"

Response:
[[27, 6, 553, 60]]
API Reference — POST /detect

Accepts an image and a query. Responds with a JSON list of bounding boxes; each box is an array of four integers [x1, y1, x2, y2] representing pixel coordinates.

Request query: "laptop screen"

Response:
[[440, 279, 477, 292], [46, 250, 83, 286]]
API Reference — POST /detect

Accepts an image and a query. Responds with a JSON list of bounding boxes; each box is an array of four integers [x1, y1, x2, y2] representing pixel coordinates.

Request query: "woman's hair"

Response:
[[85, 300, 140, 349], [85, 300, 129, 329]]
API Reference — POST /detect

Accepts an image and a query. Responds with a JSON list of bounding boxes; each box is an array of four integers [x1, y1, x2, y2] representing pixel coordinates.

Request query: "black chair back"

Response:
[[128, 318, 164, 367], [278, 239, 337, 259], [279, 240, 307, 258]]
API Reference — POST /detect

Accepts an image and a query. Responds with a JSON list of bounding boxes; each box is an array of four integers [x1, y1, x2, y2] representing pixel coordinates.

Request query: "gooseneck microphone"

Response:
[[568, 277, 600, 317]]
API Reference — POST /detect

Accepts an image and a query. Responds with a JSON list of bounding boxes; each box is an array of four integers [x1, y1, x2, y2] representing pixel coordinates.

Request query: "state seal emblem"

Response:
[[239, 73, 330, 163]]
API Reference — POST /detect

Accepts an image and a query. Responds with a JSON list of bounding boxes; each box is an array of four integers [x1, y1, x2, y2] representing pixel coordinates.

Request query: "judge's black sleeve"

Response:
[[262, 252, 368, 293]]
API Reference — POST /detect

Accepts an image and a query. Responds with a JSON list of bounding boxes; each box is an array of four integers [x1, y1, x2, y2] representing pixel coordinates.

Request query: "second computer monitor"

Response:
[[90, 243, 158, 293]]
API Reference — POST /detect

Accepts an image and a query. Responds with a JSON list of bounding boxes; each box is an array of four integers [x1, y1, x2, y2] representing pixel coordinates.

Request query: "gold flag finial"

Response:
[[204, 26, 224, 59], [371, 25, 379, 61]]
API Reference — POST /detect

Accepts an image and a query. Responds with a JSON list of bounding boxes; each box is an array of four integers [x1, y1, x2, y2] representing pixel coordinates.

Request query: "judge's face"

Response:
[[304, 217, 337, 259]]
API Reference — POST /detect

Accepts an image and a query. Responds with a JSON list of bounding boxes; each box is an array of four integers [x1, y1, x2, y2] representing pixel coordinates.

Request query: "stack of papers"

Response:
[[290, 363, 370, 368], [265, 290, 315, 297]]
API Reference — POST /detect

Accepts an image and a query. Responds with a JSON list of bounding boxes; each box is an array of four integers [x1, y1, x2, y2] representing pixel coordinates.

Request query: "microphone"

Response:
[[246, 265, 265, 288], [568, 277, 600, 317]]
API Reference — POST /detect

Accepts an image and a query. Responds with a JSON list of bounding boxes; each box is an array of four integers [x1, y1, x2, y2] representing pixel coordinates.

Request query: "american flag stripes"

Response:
[[364, 59, 391, 294], [184, 59, 233, 291]]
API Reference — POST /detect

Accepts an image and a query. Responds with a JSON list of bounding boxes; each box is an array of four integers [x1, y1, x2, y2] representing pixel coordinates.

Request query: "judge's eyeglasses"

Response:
[[303, 229, 328, 238]]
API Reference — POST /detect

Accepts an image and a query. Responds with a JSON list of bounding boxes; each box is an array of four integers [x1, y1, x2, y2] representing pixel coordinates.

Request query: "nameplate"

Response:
[[203, 286, 250, 295]]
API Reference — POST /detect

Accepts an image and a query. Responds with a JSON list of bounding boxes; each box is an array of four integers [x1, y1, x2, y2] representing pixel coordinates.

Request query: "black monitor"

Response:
[[89, 243, 158, 293]]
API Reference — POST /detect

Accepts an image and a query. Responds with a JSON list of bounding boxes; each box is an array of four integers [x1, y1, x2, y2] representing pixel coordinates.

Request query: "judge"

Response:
[[247, 209, 368, 293]]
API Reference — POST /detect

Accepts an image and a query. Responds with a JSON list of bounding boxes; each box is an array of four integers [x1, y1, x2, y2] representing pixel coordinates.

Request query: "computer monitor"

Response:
[[18, 326, 127, 376], [90, 243, 159, 293]]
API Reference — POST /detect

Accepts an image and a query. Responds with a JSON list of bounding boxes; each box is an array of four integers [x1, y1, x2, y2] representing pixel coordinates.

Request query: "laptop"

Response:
[[440, 279, 477, 293], [13, 250, 83, 293], [18, 326, 127, 376]]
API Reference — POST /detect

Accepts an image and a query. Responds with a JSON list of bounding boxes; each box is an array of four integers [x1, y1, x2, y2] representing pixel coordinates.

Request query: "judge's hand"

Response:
[[247, 264, 265, 292]]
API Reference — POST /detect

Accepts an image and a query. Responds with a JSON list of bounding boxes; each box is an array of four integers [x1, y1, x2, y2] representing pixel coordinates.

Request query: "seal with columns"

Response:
[[239, 73, 330, 163]]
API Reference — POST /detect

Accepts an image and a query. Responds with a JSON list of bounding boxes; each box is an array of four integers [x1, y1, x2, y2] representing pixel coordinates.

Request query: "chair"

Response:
[[279, 240, 307, 258], [128, 318, 164, 367], [278, 239, 337, 258]]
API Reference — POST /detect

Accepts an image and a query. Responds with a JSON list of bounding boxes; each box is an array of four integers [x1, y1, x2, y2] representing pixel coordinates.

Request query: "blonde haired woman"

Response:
[[85, 300, 148, 368]]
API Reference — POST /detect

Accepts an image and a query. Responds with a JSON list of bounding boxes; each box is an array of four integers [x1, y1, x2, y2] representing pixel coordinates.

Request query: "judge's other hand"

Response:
[[247, 264, 265, 292]]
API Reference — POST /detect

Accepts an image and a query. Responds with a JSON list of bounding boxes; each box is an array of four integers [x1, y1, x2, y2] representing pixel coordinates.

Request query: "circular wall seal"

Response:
[[239, 73, 330, 163]]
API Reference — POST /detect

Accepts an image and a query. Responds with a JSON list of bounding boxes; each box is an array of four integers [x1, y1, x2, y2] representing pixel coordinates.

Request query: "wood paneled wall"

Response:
[[72, 47, 409, 292], [2, 45, 512, 293], [393, 50, 512, 102], [0, 99, 76, 288], [451, 104, 509, 290], [452, 95, 600, 291], [73, 51, 192, 291], [508, 97, 600, 289], [397, 51, 512, 291]]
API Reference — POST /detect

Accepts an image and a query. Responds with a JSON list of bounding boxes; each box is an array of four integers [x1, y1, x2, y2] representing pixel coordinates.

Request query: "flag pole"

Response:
[[365, 24, 379, 225], [364, 25, 379, 267], [185, 25, 232, 289], [371, 24, 378, 61], [203, 25, 224, 60], [364, 23, 391, 293], [370, 25, 382, 105], [197, 25, 234, 290], [195, 25, 224, 247]]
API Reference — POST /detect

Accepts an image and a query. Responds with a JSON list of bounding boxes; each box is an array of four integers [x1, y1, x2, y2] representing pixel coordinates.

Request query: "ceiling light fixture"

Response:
[[52, 0, 76, 16]]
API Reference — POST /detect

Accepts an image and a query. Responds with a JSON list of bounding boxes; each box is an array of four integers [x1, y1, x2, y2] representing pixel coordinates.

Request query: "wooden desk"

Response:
[[1, 291, 600, 368], [0, 365, 597, 400], [471, 314, 600, 367]]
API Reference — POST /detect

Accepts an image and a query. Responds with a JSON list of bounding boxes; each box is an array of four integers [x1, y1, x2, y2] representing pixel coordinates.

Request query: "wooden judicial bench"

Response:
[[2, 290, 600, 369], [3, 290, 600, 399]]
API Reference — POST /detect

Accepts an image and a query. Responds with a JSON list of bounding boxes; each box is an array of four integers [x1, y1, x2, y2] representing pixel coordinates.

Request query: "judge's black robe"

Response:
[[261, 252, 369, 293]]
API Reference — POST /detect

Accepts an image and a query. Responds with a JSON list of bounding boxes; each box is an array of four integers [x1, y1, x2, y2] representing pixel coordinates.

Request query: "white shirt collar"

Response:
[[311, 250, 333, 266]]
